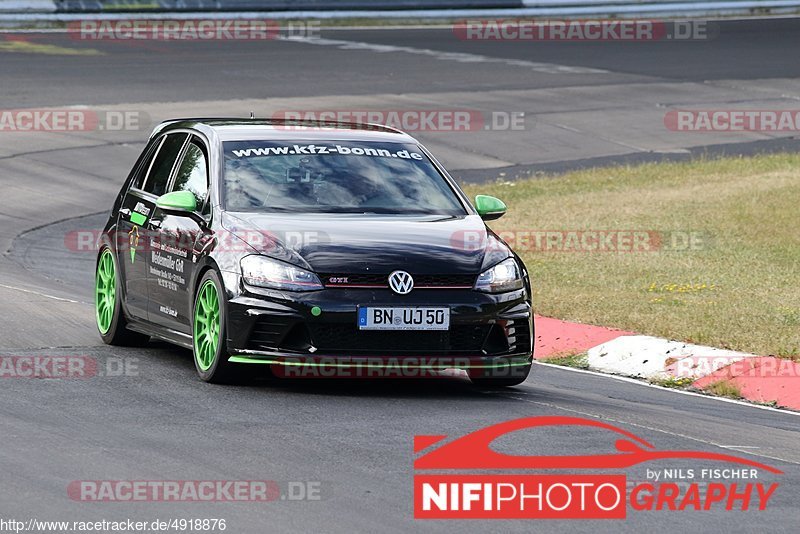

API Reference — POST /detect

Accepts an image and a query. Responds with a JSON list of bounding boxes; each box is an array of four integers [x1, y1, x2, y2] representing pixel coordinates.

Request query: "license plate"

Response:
[[358, 307, 450, 331]]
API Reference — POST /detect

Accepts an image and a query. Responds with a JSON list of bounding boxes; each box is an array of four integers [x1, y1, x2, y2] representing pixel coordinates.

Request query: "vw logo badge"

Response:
[[388, 270, 414, 295]]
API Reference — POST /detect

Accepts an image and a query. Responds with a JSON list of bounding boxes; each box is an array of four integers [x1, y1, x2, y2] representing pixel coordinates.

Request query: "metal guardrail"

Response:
[[520, 0, 800, 15], [0, 1, 57, 13], [50, 1, 521, 12], [5, 0, 800, 16]]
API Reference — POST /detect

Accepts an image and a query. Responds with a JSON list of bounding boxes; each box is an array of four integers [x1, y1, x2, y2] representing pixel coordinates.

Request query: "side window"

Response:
[[130, 137, 164, 190], [142, 133, 188, 197], [171, 139, 209, 213]]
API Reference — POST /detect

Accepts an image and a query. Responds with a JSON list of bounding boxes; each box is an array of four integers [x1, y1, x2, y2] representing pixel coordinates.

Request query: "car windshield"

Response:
[[222, 140, 467, 215]]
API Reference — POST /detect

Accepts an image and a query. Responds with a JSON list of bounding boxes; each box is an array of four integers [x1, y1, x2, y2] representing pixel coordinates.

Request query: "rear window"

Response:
[[222, 141, 466, 215]]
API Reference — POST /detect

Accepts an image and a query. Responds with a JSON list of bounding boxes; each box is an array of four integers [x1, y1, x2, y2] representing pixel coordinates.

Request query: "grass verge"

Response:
[[463, 153, 800, 357], [541, 353, 590, 370], [702, 379, 743, 400], [649, 376, 695, 389]]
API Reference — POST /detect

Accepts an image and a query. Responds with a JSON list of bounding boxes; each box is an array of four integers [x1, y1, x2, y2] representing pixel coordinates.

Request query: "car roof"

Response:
[[153, 118, 419, 144]]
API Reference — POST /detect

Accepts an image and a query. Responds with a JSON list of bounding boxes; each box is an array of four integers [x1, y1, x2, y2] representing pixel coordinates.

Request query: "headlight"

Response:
[[240, 255, 323, 292], [474, 258, 523, 293]]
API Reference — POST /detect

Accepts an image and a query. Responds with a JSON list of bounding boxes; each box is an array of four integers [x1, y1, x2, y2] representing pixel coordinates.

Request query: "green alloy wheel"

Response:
[[96, 249, 116, 334], [192, 270, 235, 383], [194, 279, 220, 371], [95, 247, 149, 346]]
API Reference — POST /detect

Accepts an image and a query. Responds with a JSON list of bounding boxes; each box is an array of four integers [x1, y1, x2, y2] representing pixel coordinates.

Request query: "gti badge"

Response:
[[388, 270, 414, 295]]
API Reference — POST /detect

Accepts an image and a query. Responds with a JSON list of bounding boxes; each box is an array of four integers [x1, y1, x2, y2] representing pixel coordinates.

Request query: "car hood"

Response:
[[220, 211, 510, 275]]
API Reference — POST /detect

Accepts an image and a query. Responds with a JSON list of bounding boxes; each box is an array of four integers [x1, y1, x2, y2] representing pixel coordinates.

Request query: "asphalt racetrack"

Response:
[[1, 18, 799, 532]]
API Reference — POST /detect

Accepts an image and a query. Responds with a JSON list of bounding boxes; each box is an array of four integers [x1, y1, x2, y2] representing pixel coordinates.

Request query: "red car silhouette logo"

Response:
[[414, 416, 782, 473]]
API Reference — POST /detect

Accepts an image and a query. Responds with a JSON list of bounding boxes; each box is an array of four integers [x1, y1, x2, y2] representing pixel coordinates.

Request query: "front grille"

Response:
[[308, 324, 491, 355], [320, 273, 476, 288], [415, 274, 477, 287]]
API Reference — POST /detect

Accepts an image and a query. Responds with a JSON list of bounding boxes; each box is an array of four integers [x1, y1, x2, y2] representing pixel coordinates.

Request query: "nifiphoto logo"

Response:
[[414, 417, 781, 519]]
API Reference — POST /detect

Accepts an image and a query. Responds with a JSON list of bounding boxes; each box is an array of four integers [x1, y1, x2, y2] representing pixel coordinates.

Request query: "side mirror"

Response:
[[156, 190, 197, 213], [155, 191, 207, 225], [474, 195, 507, 221]]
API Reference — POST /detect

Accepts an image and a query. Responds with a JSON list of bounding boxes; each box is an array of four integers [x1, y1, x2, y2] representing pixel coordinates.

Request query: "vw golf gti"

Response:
[[95, 119, 533, 385]]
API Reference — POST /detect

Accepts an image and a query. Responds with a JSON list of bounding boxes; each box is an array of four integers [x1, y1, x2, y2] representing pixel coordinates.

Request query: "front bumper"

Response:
[[225, 285, 533, 370]]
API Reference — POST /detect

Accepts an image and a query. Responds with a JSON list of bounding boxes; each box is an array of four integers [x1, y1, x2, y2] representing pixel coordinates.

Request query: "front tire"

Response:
[[95, 247, 149, 346], [192, 270, 236, 383]]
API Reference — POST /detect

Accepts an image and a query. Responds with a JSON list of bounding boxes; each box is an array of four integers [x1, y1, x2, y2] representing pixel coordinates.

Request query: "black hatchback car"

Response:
[[95, 119, 533, 385]]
